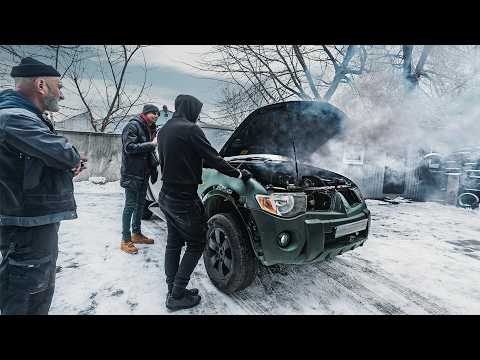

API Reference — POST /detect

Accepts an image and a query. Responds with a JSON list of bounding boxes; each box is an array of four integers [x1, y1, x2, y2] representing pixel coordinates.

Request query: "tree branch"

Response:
[[293, 45, 321, 100]]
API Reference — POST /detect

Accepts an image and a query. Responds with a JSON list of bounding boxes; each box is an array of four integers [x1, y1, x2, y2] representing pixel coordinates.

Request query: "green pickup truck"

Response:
[[147, 101, 370, 293]]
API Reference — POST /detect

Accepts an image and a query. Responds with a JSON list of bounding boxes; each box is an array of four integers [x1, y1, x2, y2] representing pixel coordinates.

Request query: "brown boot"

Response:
[[132, 233, 154, 245], [121, 240, 138, 254]]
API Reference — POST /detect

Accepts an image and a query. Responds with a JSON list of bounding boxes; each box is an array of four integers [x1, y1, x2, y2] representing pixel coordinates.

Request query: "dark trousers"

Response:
[[0, 223, 59, 315], [158, 190, 207, 293], [122, 181, 148, 241]]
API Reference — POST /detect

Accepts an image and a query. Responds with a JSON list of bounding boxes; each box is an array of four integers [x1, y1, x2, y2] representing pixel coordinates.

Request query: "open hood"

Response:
[[220, 101, 347, 165]]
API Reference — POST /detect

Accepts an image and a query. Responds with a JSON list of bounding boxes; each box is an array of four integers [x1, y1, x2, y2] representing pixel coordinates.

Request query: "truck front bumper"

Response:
[[250, 208, 370, 266]]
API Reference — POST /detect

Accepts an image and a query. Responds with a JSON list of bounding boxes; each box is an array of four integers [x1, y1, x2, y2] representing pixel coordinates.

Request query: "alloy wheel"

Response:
[[207, 226, 233, 278]]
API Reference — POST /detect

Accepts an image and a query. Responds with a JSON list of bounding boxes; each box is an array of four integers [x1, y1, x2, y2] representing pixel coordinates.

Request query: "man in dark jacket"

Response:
[[157, 94, 252, 311], [120, 104, 160, 254], [0, 57, 86, 315]]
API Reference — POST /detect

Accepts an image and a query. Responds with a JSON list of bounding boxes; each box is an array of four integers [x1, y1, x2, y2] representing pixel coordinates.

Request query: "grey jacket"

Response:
[[0, 89, 81, 227]]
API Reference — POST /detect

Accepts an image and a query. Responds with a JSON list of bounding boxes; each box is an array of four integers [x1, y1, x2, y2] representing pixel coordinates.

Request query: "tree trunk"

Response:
[[402, 45, 433, 93], [324, 45, 357, 102], [402, 45, 418, 92], [292, 45, 321, 100]]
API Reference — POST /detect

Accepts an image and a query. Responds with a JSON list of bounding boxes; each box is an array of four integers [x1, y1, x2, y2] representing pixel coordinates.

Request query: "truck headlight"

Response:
[[255, 193, 307, 217]]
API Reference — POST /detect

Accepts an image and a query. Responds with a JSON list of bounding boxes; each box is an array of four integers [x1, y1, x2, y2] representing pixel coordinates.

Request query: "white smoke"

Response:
[[302, 49, 480, 199]]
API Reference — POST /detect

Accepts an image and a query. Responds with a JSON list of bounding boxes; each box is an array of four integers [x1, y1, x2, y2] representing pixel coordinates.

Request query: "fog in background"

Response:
[[305, 46, 480, 171]]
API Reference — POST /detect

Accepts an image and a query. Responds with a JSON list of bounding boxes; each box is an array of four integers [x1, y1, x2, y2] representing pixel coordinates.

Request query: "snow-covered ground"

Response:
[[46, 181, 480, 314]]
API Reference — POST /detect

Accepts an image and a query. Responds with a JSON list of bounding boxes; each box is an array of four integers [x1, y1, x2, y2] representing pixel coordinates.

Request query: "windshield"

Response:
[[202, 127, 234, 151]]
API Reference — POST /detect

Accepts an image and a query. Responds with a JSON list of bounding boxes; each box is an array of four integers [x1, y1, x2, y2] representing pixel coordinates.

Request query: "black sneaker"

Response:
[[166, 293, 201, 311], [166, 288, 198, 308], [185, 288, 199, 296], [167, 288, 199, 297]]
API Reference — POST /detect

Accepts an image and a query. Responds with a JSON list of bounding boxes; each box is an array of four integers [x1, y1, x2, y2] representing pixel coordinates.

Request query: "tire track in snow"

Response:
[[228, 265, 316, 314], [221, 262, 392, 315], [287, 264, 379, 314], [255, 265, 316, 313], [230, 290, 271, 314], [315, 261, 407, 315], [333, 257, 450, 314]]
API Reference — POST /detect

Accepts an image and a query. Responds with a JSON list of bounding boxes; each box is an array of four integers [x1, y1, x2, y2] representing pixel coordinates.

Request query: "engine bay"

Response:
[[227, 156, 362, 211]]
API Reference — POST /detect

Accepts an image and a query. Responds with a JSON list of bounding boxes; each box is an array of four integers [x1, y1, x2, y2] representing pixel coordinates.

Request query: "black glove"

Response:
[[239, 169, 253, 182]]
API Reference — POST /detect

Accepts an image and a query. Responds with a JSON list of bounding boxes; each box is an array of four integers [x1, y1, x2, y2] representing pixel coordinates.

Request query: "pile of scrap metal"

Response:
[[420, 147, 480, 209]]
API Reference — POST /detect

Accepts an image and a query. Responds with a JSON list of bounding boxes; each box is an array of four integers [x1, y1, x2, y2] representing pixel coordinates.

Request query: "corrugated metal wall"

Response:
[[341, 162, 386, 199], [327, 145, 422, 200], [403, 147, 422, 200]]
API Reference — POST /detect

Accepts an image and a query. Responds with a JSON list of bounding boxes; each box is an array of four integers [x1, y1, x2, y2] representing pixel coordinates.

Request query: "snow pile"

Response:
[[88, 176, 107, 185]]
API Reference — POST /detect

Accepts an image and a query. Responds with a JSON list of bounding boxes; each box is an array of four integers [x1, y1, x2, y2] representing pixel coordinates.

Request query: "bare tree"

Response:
[[69, 45, 150, 132], [0, 45, 149, 130], [204, 82, 264, 128], [197, 45, 369, 126], [420, 45, 480, 98], [0, 45, 86, 79], [397, 45, 434, 92], [0, 45, 97, 122]]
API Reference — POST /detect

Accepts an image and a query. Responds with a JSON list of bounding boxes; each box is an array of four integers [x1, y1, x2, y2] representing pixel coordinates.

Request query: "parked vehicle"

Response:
[[147, 101, 370, 293]]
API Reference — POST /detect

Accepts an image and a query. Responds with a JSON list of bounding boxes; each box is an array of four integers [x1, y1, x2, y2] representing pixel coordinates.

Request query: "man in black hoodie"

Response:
[[157, 94, 252, 311], [0, 58, 85, 315]]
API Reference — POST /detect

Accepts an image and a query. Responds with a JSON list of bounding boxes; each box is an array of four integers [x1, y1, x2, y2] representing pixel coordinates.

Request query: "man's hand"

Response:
[[72, 163, 82, 177], [72, 154, 88, 177], [152, 135, 158, 146], [239, 169, 253, 182]]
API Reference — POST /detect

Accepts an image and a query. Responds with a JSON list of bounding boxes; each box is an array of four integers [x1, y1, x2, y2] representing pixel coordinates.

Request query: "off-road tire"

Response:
[[203, 213, 258, 294], [142, 200, 154, 220]]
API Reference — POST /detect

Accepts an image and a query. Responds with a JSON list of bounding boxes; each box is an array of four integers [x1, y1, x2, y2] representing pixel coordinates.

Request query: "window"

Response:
[[343, 144, 365, 165]]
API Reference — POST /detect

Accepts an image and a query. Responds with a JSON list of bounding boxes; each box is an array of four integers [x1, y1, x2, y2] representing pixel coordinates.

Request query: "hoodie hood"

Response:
[[173, 94, 203, 123], [0, 89, 44, 118]]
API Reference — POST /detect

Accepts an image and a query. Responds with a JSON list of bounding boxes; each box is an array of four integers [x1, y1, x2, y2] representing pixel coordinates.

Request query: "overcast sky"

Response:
[[132, 45, 222, 113], [56, 45, 224, 121]]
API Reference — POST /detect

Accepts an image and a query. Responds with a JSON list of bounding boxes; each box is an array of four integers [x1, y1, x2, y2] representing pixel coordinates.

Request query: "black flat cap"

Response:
[[10, 57, 61, 78]]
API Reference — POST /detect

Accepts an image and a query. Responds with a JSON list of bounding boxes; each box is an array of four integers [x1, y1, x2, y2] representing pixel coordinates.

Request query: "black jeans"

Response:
[[122, 181, 148, 241], [158, 190, 207, 293], [0, 223, 59, 315]]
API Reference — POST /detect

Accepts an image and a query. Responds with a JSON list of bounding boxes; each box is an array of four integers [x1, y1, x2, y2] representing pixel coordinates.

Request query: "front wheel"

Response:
[[203, 213, 258, 294]]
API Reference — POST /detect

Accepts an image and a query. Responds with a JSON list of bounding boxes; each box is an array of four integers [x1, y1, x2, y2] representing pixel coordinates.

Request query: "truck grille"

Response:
[[324, 227, 368, 248], [306, 187, 361, 211], [306, 191, 332, 211]]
